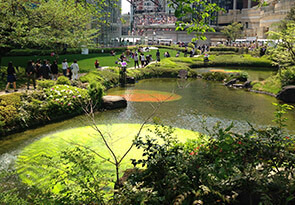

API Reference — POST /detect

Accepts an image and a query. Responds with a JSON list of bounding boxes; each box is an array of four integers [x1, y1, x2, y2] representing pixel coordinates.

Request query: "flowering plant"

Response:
[[45, 85, 89, 114]]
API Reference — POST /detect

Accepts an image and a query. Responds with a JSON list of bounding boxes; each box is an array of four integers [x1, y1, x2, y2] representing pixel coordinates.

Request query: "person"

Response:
[[156, 49, 160, 62], [145, 55, 152, 66], [134, 52, 139, 69], [51, 60, 58, 80], [25, 60, 36, 89], [5, 62, 17, 93], [120, 53, 125, 62], [120, 60, 127, 72], [140, 53, 145, 68], [70, 59, 79, 80], [184, 47, 188, 57], [35, 59, 41, 79], [95, 59, 100, 69], [110, 50, 116, 56], [176, 51, 180, 57], [62, 59, 68, 76], [40, 60, 50, 80]]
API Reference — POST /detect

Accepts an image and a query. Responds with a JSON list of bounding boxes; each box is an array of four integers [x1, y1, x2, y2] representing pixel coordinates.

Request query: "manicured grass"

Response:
[[16, 123, 201, 192], [1, 48, 184, 73]]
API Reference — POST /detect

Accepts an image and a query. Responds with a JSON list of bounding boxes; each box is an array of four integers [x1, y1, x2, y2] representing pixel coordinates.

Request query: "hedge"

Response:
[[6, 47, 130, 57]]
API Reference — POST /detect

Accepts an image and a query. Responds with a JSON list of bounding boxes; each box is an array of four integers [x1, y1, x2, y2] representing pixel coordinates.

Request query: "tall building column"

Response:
[[248, 0, 251, 8], [233, 0, 237, 10]]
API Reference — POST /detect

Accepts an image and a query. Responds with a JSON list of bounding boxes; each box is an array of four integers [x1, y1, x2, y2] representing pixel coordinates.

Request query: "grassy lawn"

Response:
[[1, 48, 184, 73]]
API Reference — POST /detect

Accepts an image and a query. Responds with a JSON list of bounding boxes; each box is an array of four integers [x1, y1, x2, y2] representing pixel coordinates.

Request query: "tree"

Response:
[[0, 0, 114, 63], [221, 22, 243, 43], [268, 4, 295, 67], [168, 0, 223, 41]]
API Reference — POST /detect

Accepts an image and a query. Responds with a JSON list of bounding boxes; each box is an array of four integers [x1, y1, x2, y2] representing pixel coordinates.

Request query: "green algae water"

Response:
[[1, 77, 295, 192]]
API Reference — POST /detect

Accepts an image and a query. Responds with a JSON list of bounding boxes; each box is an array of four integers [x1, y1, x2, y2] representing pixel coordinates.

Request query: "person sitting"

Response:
[[176, 51, 180, 57], [95, 59, 100, 69]]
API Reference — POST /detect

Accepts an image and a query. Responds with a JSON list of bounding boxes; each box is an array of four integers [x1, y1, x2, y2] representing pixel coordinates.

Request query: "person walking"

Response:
[[140, 53, 145, 68], [70, 59, 79, 80], [26, 60, 36, 90], [5, 62, 17, 93], [51, 60, 58, 80], [156, 49, 160, 62], [62, 59, 68, 76], [134, 52, 139, 68]]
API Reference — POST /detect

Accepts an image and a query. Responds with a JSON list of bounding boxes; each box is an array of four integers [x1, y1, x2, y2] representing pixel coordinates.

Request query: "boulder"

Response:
[[178, 69, 188, 79], [225, 78, 237, 86], [276, 86, 295, 103], [243, 80, 252, 89], [102, 96, 127, 110], [233, 84, 244, 88]]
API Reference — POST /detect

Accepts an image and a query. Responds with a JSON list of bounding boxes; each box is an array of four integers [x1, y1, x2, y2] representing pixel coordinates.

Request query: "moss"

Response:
[[16, 123, 201, 191], [252, 75, 282, 94]]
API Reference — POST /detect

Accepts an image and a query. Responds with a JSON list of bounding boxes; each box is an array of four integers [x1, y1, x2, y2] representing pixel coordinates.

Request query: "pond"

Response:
[[1, 77, 295, 190]]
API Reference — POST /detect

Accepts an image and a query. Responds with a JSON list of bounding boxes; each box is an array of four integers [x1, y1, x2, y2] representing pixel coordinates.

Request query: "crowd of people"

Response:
[[134, 14, 177, 26], [4, 59, 80, 93], [132, 14, 177, 36]]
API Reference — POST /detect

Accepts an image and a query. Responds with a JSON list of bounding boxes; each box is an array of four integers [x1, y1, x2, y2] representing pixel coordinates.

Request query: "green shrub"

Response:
[[202, 72, 227, 81], [209, 47, 239, 52], [56, 76, 71, 85], [127, 107, 295, 204], [0, 93, 22, 135], [37, 79, 55, 89], [88, 82, 104, 107], [6, 49, 52, 56], [280, 66, 295, 87], [252, 75, 282, 94], [45, 85, 89, 115]]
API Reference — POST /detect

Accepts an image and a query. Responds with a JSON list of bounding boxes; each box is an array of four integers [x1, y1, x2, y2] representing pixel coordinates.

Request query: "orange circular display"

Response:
[[108, 89, 182, 102]]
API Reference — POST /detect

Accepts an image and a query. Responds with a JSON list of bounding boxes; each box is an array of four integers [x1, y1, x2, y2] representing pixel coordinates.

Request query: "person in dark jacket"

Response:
[[26, 60, 36, 90], [5, 62, 17, 93], [40, 60, 50, 80], [51, 60, 58, 80], [35, 59, 41, 79]]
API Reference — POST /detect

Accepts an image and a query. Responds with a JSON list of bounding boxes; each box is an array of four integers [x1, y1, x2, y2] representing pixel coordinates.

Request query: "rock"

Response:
[[178, 69, 188, 79], [225, 78, 237, 86], [276, 86, 295, 103], [102, 96, 127, 110], [233, 84, 243, 88], [243, 80, 252, 89], [126, 76, 135, 84]]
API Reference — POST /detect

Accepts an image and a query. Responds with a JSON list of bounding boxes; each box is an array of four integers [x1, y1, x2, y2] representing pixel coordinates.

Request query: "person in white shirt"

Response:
[[62, 59, 68, 76], [70, 59, 79, 80], [140, 53, 145, 68]]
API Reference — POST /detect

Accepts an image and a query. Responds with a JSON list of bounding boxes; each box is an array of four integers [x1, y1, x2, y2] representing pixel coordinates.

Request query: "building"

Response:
[[96, 0, 122, 46], [217, 0, 294, 39]]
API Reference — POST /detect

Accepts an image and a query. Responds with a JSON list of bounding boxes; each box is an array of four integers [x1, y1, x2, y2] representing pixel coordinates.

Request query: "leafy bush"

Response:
[[280, 66, 295, 87], [0, 93, 22, 135], [125, 105, 295, 205], [56, 76, 71, 85], [44, 85, 89, 115], [202, 72, 227, 81], [88, 82, 104, 107], [37, 80, 55, 89], [252, 75, 282, 94]]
